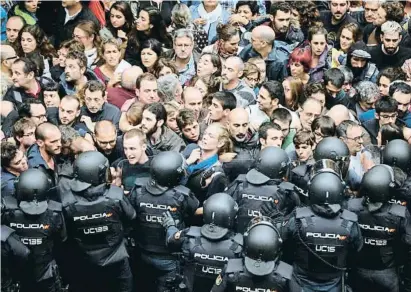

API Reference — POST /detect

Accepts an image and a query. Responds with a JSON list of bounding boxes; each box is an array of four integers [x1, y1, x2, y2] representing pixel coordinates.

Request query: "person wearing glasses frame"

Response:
[[0, 44, 18, 96]]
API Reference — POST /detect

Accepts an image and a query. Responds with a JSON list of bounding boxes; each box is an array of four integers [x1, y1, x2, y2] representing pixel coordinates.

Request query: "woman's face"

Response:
[[340, 28, 354, 52], [310, 34, 327, 57], [141, 48, 158, 69], [136, 10, 151, 32], [244, 72, 259, 89], [25, 0, 39, 13], [110, 8, 126, 28], [58, 48, 68, 67], [282, 79, 292, 105], [194, 79, 208, 98], [159, 66, 174, 77], [200, 125, 220, 151], [237, 5, 253, 21], [290, 61, 304, 77], [222, 34, 240, 54], [197, 55, 217, 77], [73, 27, 94, 49], [21, 32, 37, 54], [103, 43, 121, 67]]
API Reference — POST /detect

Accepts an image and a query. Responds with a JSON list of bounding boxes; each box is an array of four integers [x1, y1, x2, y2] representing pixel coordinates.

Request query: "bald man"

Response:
[[107, 66, 143, 109], [299, 98, 323, 131], [222, 57, 256, 107], [182, 87, 204, 121], [93, 120, 123, 164], [239, 25, 289, 82], [4, 16, 25, 44]]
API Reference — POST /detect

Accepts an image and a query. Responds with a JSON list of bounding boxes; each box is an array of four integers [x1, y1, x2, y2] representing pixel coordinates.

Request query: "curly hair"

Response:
[[381, 1, 405, 24], [153, 58, 178, 78], [18, 25, 56, 59], [296, 1, 320, 29], [171, 3, 192, 29]]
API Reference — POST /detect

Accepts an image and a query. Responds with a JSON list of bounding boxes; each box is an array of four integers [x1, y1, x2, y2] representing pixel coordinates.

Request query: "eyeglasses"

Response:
[[345, 134, 365, 141], [32, 114, 46, 120], [380, 113, 398, 119], [5, 56, 18, 61], [22, 131, 35, 137]]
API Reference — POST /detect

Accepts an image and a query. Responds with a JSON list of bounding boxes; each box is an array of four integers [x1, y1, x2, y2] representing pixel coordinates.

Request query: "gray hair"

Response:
[[171, 3, 192, 29], [173, 28, 194, 43], [158, 74, 180, 102], [227, 56, 244, 72], [59, 125, 80, 145], [338, 66, 354, 83], [355, 81, 380, 103], [381, 21, 402, 35]]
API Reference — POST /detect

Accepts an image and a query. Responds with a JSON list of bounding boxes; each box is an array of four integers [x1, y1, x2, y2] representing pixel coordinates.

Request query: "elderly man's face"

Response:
[[222, 58, 240, 84]]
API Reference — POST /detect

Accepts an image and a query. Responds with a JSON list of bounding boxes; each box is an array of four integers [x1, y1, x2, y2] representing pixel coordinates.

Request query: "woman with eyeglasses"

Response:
[[73, 20, 102, 69], [17, 24, 56, 78]]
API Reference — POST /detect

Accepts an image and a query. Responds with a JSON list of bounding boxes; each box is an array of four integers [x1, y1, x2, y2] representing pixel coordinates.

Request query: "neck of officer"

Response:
[[223, 78, 240, 91]]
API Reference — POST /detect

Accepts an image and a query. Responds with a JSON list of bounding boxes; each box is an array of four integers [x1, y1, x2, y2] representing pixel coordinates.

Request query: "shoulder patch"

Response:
[[225, 258, 244, 274], [276, 261, 293, 280], [1, 225, 15, 242], [174, 185, 191, 196], [388, 204, 406, 218], [135, 177, 150, 187], [186, 226, 202, 237], [295, 207, 314, 219], [3, 196, 18, 210], [215, 274, 223, 286], [347, 198, 364, 212], [341, 209, 358, 222], [105, 185, 124, 200], [47, 200, 62, 212]]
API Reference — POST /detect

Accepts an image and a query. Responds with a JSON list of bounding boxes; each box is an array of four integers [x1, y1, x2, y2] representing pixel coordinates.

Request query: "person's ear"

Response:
[[75, 109, 81, 118], [135, 88, 140, 97], [157, 119, 164, 128], [142, 143, 147, 151], [259, 137, 266, 146], [271, 98, 279, 106], [375, 112, 379, 120], [27, 71, 35, 79], [36, 139, 44, 148]]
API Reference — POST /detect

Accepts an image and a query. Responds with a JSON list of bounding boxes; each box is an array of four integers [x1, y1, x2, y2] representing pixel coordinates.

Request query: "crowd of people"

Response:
[[1, 0, 411, 292]]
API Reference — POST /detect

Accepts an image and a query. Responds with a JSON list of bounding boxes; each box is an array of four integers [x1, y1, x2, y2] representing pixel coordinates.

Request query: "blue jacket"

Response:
[[1, 168, 16, 197]]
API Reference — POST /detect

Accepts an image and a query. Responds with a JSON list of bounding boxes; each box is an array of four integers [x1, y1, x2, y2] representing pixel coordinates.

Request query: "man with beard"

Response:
[[323, 68, 354, 110], [270, 2, 303, 45], [320, 0, 357, 43], [222, 56, 256, 107], [369, 21, 411, 70], [346, 42, 379, 84], [351, 0, 381, 30], [223, 108, 259, 182], [177, 109, 202, 145], [2, 16, 25, 45], [80, 80, 121, 131], [139, 102, 185, 155], [27, 123, 61, 200], [390, 81, 411, 127], [93, 120, 123, 165]]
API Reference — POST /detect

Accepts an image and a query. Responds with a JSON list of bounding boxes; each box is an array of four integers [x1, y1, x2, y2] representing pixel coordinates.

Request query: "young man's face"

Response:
[[65, 58, 83, 82], [325, 81, 342, 98], [393, 91, 411, 118], [260, 128, 283, 149], [16, 127, 36, 148], [296, 143, 312, 162], [273, 10, 291, 34], [182, 122, 200, 142], [208, 98, 225, 122], [123, 136, 146, 165], [377, 111, 397, 126], [378, 76, 391, 96], [44, 91, 60, 108], [330, 0, 349, 21], [84, 89, 106, 114], [8, 150, 28, 173], [381, 32, 401, 55]]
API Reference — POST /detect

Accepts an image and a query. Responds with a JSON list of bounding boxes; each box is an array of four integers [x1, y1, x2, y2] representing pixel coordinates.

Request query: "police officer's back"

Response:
[[211, 217, 292, 292], [162, 192, 243, 292], [2, 169, 66, 292], [348, 164, 411, 292], [62, 151, 136, 292], [227, 147, 299, 233], [282, 170, 363, 292], [129, 151, 200, 292]]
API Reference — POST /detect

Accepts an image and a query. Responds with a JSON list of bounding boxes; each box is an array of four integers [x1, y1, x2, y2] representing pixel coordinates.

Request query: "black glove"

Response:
[[161, 211, 179, 229], [260, 200, 283, 220]]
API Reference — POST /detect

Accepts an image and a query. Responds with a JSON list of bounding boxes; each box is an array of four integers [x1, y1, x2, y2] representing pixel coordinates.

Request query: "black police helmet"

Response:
[[314, 137, 350, 161], [308, 171, 345, 205], [71, 151, 110, 192], [15, 169, 51, 215], [256, 146, 289, 179], [150, 151, 185, 187], [360, 164, 395, 203], [243, 217, 282, 276], [382, 139, 411, 174]]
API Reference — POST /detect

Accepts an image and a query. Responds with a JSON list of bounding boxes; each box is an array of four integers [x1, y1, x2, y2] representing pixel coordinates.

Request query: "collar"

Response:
[[26, 80, 41, 98], [64, 7, 82, 24]]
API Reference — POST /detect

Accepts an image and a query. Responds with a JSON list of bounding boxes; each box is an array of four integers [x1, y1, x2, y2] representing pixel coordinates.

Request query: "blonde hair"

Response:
[[164, 101, 180, 117], [207, 123, 233, 155]]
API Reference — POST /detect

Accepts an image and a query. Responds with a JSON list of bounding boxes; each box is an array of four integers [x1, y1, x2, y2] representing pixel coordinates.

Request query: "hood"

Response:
[[346, 42, 370, 74]]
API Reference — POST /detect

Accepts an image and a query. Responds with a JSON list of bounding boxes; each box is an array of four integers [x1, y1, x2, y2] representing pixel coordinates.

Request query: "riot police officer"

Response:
[[161, 192, 243, 292], [130, 151, 200, 292], [227, 146, 299, 233], [382, 139, 411, 211], [282, 170, 363, 292], [348, 164, 411, 292], [62, 151, 136, 292], [290, 137, 350, 201], [2, 169, 66, 292], [211, 217, 292, 292]]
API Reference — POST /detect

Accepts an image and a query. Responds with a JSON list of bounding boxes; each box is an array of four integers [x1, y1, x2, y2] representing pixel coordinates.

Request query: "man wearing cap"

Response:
[[346, 42, 379, 85], [2, 168, 67, 292]]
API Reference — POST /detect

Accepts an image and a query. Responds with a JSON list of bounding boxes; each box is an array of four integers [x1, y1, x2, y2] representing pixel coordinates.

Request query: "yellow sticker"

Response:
[[215, 274, 222, 286]]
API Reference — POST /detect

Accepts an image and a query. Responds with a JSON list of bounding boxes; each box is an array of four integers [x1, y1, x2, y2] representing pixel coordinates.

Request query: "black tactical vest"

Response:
[[182, 226, 243, 292], [224, 258, 292, 292]]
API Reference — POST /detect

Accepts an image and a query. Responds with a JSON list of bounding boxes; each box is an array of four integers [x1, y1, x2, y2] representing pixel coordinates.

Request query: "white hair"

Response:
[[381, 21, 402, 35]]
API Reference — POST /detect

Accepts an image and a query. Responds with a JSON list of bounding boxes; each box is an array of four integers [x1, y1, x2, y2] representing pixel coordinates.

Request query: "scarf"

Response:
[[186, 154, 218, 176], [198, 3, 222, 34], [215, 40, 237, 59]]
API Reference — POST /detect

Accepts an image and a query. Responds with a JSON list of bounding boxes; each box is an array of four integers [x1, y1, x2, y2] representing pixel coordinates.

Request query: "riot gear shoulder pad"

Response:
[[347, 198, 365, 212], [232, 233, 243, 247], [276, 261, 293, 280], [279, 181, 295, 192], [2, 196, 18, 210], [225, 258, 244, 274], [341, 209, 358, 222], [235, 174, 247, 182], [291, 164, 308, 177], [47, 200, 62, 212], [135, 177, 150, 187], [61, 191, 77, 208], [174, 185, 191, 196], [388, 204, 406, 218], [295, 206, 314, 219], [105, 185, 124, 200], [1, 225, 15, 242], [186, 226, 202, 238]]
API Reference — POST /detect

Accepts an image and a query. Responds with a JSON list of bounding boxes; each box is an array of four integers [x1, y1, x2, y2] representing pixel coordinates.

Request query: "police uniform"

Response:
[[2, 196, 66, 292], [228, 169, 299, 233], [1, 225, 31, 292], [348, 197, 411, 292], [130, 177, 200, 292], [62, 184, 136, 292], [210, 258, 292, 292]]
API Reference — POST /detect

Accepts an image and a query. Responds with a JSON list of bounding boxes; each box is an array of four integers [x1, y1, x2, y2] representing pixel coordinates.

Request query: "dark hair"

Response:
[[66, 50, 87, 69], [336, 120, 359, 138], [303, 82, 326, 104], [270, 1, 291, 17], [13, 117, 36, 145], [177, 108, 197, 131], [308, 25, 328, 42], [389, 81, 411, 97], [271, 107, 292, 125], [294, 130, 315, 147], [375, 97, 398, 114], [261, 81, 285, 105], [18, 25, 56, 59], [17, 98, 43, 119], [144, 102, 167, 123], [82, 80, 106, 96], [26, 51, 44, 76], [258, 122, 282, 140], [296, 1, 321, 30], [211, 92, 237, 111], [140, 38, 162, 69], [236, 1, 259, 15], [107, 1, 134, 35], [1, 141, 19, 168], [41, 78, 59, 92], [153, 58, 178, 78], [216, 23, 241, 42], [379, 124, 404, 146], [13, 57, 38, 75], [381, 1, 405, 23], [136, 72, 157, 89], [324, 68, 345, 88], [377, 67, 407, 84], [199, 53, 222, 78], [311, 116, 336, 137]]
